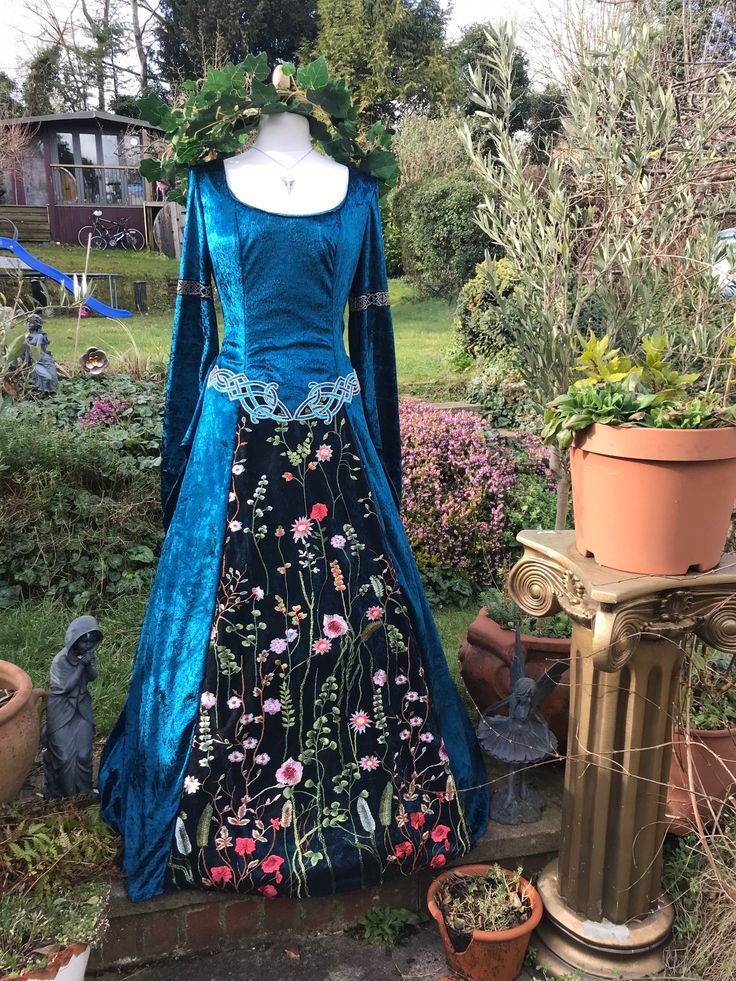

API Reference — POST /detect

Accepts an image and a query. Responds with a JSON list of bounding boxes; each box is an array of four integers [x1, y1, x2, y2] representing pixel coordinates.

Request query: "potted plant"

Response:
[[0, 884, 109, 981], [427, 863, 542, 981], [0, 660, 47, 803], [667, 644, 736, 834], [458, 588, 571, 745], [542, 331, 736, 576]]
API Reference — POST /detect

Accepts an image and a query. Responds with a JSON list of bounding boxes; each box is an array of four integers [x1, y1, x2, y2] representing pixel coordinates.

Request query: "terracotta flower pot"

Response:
[[14, 943, 90, 981], [427, 864, 543, 981], [666, 725, 736, 834], [570, 423, 736, 575], [458, 609, 571, 747], [0, 660, 47, 803]]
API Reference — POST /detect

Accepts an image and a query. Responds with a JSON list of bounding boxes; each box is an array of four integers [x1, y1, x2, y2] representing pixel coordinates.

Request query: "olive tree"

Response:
[[459, 18, 736, 528]]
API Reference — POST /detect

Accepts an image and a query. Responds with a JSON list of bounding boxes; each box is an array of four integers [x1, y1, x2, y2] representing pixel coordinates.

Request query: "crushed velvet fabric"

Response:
[[98, 158, 489, 902]]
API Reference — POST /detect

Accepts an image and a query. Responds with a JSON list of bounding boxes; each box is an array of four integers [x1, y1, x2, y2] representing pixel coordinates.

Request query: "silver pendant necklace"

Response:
[[251, 144, 315, 194]]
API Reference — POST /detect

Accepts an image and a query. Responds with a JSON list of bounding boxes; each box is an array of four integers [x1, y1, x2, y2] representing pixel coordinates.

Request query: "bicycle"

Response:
[[77, 210, 145, 251]]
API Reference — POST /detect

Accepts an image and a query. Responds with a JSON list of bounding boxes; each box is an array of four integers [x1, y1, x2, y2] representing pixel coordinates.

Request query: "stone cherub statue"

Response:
[[477, 628, 567, 824], [23, 312, 58, 395], [44, 615, 102, 798]]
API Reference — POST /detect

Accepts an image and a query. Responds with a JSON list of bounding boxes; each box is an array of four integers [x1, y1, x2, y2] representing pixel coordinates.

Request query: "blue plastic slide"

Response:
[[0, 236, 132, 318]]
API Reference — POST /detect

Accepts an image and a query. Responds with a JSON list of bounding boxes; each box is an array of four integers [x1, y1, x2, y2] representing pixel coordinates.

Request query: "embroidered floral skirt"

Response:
[[166, 406, 472, 897]]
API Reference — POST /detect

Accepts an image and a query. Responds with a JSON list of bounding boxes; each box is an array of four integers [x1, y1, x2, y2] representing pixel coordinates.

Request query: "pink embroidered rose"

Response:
[[200, 691, 216, 709], [323, 614, 348, 638], [260, 884, 278, 897], [394, 841, 413, 859], [276, 757, 303, 786], [409, 812, 425, 829], [372, 669, 387, 687], [310, 502, 328, 522], [430, 853, 446, 868]]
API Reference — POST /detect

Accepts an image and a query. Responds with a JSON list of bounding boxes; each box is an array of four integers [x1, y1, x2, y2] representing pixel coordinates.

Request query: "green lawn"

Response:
[[21, 243, 464, 398]]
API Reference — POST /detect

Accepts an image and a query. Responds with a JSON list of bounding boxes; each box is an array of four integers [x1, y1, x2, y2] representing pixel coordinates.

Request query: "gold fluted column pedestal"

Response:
[[508, 531, 736, 980]]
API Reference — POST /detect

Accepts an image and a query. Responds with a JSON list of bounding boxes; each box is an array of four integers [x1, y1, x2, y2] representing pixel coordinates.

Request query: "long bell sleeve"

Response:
[[347, 181, 402, 506], [160, 167, 219, 530]]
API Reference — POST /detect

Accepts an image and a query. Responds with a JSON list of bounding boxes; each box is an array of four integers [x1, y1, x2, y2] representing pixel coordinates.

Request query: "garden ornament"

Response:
[[44, 615, 102, 798], [476, 628, 567, 824], [23, 312, 58, 395]]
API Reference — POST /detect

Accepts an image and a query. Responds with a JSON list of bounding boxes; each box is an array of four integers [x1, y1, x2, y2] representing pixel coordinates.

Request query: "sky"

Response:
[[0, 0, 559, 88]]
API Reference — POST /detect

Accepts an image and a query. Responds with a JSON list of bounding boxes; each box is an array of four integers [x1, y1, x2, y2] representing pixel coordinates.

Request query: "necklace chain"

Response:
[[251, 145, 314, 194]]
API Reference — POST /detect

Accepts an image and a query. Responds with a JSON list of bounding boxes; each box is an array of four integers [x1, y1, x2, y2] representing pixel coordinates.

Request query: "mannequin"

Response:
[[223, 67, 349, 216]]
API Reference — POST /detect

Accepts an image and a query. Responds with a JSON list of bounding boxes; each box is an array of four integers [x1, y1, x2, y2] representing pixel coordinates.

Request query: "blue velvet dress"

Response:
[[98, 157, 489, 902]]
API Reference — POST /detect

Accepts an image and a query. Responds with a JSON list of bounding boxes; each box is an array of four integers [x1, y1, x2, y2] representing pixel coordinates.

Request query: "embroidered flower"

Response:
[[210, 865, 233, 885], [291, 516, 313, 541], [260, 884, 278, 897], [350, 710, 371, 734], [419, 732, 434, 743], [200, 692, 216, 710], [372, 669, 387, 687], [235, 836, 256, 856], [270, 817, 281, 830], [243, 737, 258, 749], [269, 638, 287, 654], [307, 461, 317, 470], [276, 758, 303, 787], [275, 526, 285, 537], [405, 691, 419, 702], [228, 491, 236, 502], [430, 853, 446, 868], [330, 559, 346, 592], [228, 520, 242, 532], [323, 614, 348, 638], [395, 674, 408, 685], [359, 755, 380, 771], [282, 472, 294, 481], [431, 825, 451, 843], [367, 606, 383, 620], [227, 696, 242, 709], [394, 841, 413, 859], [285, 628, 298, 642], [316, 444, 333, 461], [263, 698, 281, 715], [312, 638, 332, 655], [410, 812, 425, 829], [240, 713, 254, 725], [184, 775, 200, 794], [409, 716, 423, 727], [255, 753, 270, 765], [232, 464, 244, 475], [228, 750, 244, 763], [251, 586, 264, 600], [439, 741, 449, 762], [310, 502, 328, 522], [330, 534, 346, 548], [399, 729, 411, 740]]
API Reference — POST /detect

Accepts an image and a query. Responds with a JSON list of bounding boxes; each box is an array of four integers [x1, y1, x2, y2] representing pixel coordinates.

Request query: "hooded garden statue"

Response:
[[44, 615, 102, 798]]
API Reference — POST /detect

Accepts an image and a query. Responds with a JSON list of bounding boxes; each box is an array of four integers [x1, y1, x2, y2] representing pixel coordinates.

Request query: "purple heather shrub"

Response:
[[77, 393, 131, 429], [399, 399, 519, 582]]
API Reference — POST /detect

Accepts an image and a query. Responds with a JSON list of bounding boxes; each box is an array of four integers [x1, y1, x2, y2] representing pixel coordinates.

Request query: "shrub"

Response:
[[452, 258, 520, 363], [399, 401, 556, 592], [390, 170, 488, 299], [465, 350, 541, 431]]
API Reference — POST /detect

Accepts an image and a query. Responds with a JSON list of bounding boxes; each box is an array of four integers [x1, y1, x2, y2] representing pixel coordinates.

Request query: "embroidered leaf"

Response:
[[446, 774, 456, 802], [379, 783, 393, 827], [281, 800, 293, 829], [196, 803, 213, 848], [175, 816, 192, 855], [357, 797, 376, 833], [369, 575, 384, 599], [280, 680, 296, 728]]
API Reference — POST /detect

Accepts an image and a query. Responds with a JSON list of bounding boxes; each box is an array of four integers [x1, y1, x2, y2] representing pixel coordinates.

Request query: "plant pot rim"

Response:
[[426, 863, 543, 944], [13, 943, 89, 981], [573, 422, 736, 462], [675, 723, 736, 739], [477, 610, 571, 652], [0, 660, 32, 726]]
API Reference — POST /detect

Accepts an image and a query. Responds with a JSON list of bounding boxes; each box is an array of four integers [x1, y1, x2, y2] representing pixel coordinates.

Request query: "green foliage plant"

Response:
[[680, 642, 736, 731], [460, 16, 736, 528], [542, 331, 736, 450], [482, 587, 571, 639], [137, 53, 400, 202], [353, 906, 428, 946]]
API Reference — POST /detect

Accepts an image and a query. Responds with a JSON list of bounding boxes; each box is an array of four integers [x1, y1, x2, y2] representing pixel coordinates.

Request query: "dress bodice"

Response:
[[197, 158, 374, 406]]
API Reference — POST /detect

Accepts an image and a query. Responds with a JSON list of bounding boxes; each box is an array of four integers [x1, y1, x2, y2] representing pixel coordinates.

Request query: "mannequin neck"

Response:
[[254, 113, 312, 153]]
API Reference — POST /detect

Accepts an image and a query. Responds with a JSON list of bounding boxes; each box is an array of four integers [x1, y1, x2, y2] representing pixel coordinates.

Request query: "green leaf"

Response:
[[297, 56, 329, 90]]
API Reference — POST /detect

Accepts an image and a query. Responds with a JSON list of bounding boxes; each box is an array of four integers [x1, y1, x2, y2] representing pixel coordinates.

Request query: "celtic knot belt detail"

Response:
[[207, 366, 361, 424]]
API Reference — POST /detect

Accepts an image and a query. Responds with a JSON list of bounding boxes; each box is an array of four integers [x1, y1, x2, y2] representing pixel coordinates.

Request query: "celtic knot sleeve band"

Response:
[[347, 291, 390, 312], [176, 278, 213, 300]]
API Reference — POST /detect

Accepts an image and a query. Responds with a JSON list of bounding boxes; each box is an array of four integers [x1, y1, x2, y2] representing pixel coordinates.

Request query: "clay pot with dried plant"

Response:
[[427, 863, 542, 981]]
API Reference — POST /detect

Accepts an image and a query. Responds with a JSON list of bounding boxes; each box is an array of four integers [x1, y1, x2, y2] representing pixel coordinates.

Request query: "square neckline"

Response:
[[218, 156, 353, 218]]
